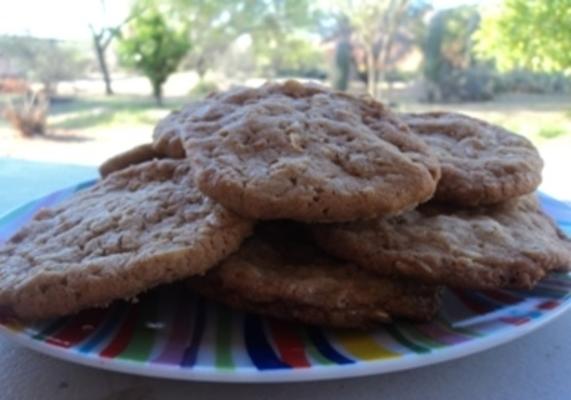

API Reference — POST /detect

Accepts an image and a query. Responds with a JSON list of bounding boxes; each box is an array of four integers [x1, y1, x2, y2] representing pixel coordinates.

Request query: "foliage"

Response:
[[476, 0, 571, 72], [170, 0, 322, 79], [189, 80, 219, 98], [494, 70, 571, 94], [384, 69, 416, 83], [117, 4, 189, 105], [421, 6, 493, 101], [422, 6, 479, 83], [333, 38, 352, 90], [0, 36, 88, 95], [538, 125, 566, 139], [440, 65, 494, 101], [321, 0, 428, 98], [338, 0, 411, 98], [248, 0, 322, 76], [169, 0, 246, 78], [273, 37, 326, 77]]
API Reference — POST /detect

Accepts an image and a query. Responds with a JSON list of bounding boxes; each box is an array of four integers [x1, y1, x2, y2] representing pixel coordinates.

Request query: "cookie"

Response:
[[152, 94, 222, 159], [401, 112, 543, 206], [0, 159, 253, 320], [152, 110, 187, 159], [313, 195, 571, 290], [167, 80, 440, 222], [188, 223, 442, 328], [99, 143, 164, 177]]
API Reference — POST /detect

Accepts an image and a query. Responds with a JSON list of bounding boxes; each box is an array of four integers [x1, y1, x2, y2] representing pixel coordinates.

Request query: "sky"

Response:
[[0, 0, 132, 41], [0, 0, 488, 41]]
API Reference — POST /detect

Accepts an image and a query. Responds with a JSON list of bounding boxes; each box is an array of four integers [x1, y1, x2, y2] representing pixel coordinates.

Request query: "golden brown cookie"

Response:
[[313, 195, 571, 290], [99, 143, 164, 177], [152, 110, 187, 159], [189, 223, 442, 328], [0, 160, 253, 320], [163, 80, 440, 222], [401, 112, 543, 206], [152, 94, 222, 160]]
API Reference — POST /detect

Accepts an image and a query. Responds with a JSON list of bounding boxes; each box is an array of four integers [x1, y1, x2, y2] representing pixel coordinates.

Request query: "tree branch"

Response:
[[92, 5, 147, 50]]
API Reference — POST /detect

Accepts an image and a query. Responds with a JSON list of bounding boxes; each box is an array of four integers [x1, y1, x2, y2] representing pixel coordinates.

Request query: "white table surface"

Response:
[[0, 156, 570, 400]]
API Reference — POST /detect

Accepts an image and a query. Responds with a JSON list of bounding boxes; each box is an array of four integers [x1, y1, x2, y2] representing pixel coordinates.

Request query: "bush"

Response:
[[421, 6, 494, 102], [538, 125, 566, 139], [189, 80, 219, 97], [2, 90, 49, 137], [276, 67, 327, 80], [493, 70, 571, 94], [385, 69, 416, 83], [424, 65, 494, 102]]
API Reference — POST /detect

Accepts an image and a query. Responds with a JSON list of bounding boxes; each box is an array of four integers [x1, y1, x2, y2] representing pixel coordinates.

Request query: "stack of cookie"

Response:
[[1, 81, 570, 328]]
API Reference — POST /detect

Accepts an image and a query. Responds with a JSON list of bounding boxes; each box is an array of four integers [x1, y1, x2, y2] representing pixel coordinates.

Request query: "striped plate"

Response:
[[0, 183, 570, 382]]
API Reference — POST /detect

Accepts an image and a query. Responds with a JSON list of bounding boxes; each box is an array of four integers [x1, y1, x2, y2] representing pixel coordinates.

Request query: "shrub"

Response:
[[2, 90, 49, 137], [189, 80, 219, 97], [424, 65, 494, 102], [494, 70, 571, 94]]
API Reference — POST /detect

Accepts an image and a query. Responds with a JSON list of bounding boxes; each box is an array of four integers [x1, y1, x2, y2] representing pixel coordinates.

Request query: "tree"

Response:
[[332, 16, 353, 91], [172, 0, 247, 80], [0, 35, 88, 95], [327, 0, 411, 98], [476, 0, 571, 72], [421, 6, 493, 101], [117, 5, 189, 105], [422, 7, 479, 84], [88, 0, 138, 95], [247, 0, 320, 76], [172, 0, 320, 79]]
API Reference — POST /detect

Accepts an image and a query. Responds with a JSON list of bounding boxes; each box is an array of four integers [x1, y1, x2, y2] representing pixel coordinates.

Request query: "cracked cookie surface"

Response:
[[313, 195, 571, 290], [0, 159, 253, 320], [161, 80, 440, 222], [402, 112, 543, 206]]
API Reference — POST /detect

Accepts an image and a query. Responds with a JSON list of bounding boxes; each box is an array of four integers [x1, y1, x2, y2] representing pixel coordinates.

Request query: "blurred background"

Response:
[[0, 0, 569, 169]]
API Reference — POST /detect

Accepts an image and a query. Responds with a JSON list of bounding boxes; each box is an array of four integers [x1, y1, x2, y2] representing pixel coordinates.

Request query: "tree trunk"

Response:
[[378, 0, 410, 102], [377, 66, 385, 100], [93, 36, 114, 95], [152, 80, 163, 106], [42, 81, 57, 98], [366, 47, 377, 98], [376, 42, 387, 100], [197, 56, 207, 81]]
